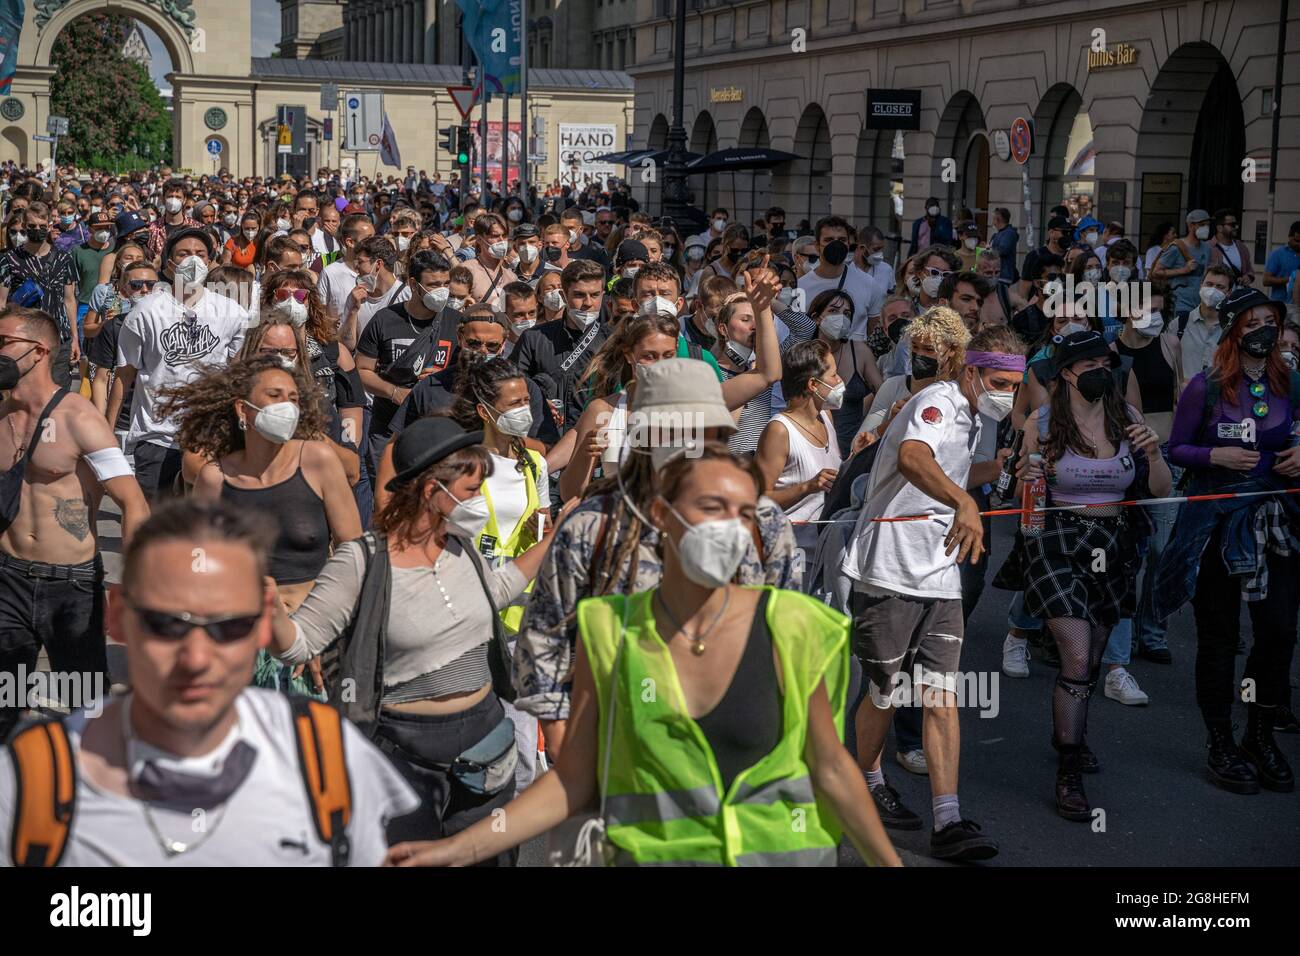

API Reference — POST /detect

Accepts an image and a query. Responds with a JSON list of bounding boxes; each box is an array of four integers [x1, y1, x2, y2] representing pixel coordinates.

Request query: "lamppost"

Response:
[[661, 0, 690, 222]]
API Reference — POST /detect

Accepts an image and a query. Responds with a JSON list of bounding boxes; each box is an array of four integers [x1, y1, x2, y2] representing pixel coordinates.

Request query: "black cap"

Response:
[[1047, 216, 1072, 233], [616, 239, 649, 265], [162, 226, 215, 263], [386, 418, 484, 492], [512, 222, 539, 239], [1049, 329, 1119, 379], [115, 209, 149, 241], [1219, 286, 1284, 331]]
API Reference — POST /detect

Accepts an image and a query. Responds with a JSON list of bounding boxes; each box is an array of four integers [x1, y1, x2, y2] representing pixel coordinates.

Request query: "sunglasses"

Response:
[[129, 603, 262, 643], [464, 339, 504, 354], [128, 279, 158, 291], [260, 347, 299, 360], [0, 334, 44, 349], [924, 266, 954, 279], [274, 288, 310, 303]]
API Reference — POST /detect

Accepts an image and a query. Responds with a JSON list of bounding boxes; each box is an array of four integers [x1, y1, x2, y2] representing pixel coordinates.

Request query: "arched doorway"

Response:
[[934, 91, 988, 232], [32, 0, 195, 74], [688, 110, 718, 217], [737, 107, 771, 233], [1136, 42, 1245, 245], [647, 114, 669, 150], [854, 126, 904, 249], [1033, 83, 1095, 228], [772, 103, 829, 231]]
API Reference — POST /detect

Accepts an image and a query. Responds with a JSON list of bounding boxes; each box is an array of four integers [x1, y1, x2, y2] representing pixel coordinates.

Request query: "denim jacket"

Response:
[[1151, 472, 1300, 621]]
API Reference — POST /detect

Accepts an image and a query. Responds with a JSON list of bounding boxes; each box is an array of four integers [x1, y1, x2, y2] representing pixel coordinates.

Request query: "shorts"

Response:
[[850, 591, 964, 700], [1022, 510, 1138, 627], [132, 441, 184, 501]]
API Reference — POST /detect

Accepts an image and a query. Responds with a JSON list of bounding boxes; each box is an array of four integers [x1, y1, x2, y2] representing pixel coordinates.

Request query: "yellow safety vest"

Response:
[[475, 448, 544, 633], [577, 586, 850, 866]]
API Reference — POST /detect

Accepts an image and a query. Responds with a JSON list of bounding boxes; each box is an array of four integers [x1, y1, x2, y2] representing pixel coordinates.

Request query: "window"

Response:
[[713, 10, 732, 43], [618, 36, 626, 68]]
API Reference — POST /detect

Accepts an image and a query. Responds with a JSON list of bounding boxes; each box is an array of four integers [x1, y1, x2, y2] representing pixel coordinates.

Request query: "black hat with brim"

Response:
[[1049, 329, 1120, 379], [162, 226, 215, 263], [386, 417, 484, 492], [1219, 286, 1285, 332]]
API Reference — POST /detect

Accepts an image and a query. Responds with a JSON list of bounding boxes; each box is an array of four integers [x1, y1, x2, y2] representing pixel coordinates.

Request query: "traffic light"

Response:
[[456, 125, 471, 167], [439, 126, 456, 155]]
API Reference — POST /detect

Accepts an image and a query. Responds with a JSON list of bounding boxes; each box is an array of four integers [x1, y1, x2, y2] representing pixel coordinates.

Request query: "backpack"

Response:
[[6, 697, 353, 867]]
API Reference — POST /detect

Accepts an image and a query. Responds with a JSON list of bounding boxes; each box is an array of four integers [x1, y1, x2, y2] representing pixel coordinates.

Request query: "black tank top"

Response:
[[832, 341, 871, 458], [695, 591, 783, 792], [1115, 337, 1176, 414], [219, 447, 331, 585]]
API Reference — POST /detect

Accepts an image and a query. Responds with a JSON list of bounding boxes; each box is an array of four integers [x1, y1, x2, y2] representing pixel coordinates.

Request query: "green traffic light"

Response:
[[457, 152, 469, 164]]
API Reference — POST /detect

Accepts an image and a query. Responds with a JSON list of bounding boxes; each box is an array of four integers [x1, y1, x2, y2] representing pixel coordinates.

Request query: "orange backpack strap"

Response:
[[290, 698, 353, 867], [8, 721, 77, 867]]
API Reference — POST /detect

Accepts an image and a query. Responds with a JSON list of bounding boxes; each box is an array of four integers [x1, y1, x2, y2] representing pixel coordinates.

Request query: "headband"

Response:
[[965, 351, 1026, 373]]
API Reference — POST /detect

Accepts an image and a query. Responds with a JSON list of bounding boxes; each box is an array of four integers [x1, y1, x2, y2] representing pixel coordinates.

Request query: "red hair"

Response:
[[1209, 320, 1289, 405]]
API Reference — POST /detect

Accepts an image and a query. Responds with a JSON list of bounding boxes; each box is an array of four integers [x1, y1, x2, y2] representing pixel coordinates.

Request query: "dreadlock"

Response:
[[156, 354, 327, 460], [450, 357, 536, 482], [579, 451, 658, 600]]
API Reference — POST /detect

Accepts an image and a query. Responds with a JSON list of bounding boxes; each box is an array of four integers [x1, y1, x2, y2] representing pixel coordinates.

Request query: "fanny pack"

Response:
[[376, 713, 518, 795], [10, 277, 45, 309]]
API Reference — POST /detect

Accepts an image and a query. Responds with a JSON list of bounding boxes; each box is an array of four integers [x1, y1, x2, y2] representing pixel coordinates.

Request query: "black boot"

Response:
[[1206, 723, 1259, 794], [1274, 703, 1299, 734], [1055, 751, 1091, 821], [1051, 736, 1099, 773], [1240, 705, 1295, 792]]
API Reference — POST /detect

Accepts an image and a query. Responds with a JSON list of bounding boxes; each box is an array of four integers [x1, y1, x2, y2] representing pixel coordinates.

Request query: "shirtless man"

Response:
[[0, 306, 149, 739]]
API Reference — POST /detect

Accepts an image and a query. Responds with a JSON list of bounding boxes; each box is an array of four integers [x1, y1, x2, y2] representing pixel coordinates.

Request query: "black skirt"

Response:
[[1021, 510, 1141, 627]]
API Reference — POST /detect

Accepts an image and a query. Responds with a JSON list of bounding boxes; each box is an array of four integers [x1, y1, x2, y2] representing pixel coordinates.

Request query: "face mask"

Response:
[[165, 197, 183, 214], [486, 239, 509, 259], [822, 240, 849, 267], [712, 218, 727, 232], [26, 228, 48, 244], [222, 213, 239, 227], [0, 347, 37, 390], [507, 208, 524, 223], [1133, 316, 1164, 338], [1285, 351, 1299, 371], [273, 296, 309, 326], [570, 307, 600, 328], [622, 266, 640, 280], [174, 255, 208, 288], [1200, 286, 1226, 310], [1058, 321, 1089, 338], [1195, 226, 1211, 241], [1241, 325, 1278, 358], [911, 353, 939, 380], [447, 296, 466, 311], [243, 228, 258, 241], [567, 228, 579, 245], [815, 379, 846, 410], [486, 401, 533, 437], [1083, 268, 1101, 283], [91, 205, 101, 215], [275, 218, 291, 232], [640, 295, 677, 319], [60, 215, 75, 228], [921, 274, 944, 298], [975, 373, 1015, 421], [927, 205, 940, 217], [93, 230, 112, 245], [662, 501, 751, 589], [1072, 367, 1113, 403], [726, 339, 754, 366], [436, 481, 491, 540], [358, 271, 378, 292], [686, 248, 705, 264], [1110, 265, 1132, 284], [663, 244, 675, 258], [417, 284, 448, 311], [395, 235, 411, 252], [268, 191, 278, 200], [906, 274, 922, 296], [543, 289, 565, 312], [1083, 231, 1099, 246], [518, 244, 539, 264], [244, 400, 299, 443], [964, 237, 977, 250], [9, 231, 27, 246], [820, 311, 850, 341]]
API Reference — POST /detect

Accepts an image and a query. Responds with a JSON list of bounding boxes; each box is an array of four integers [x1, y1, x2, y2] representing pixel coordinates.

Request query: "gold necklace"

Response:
[[654, 587, 731, 656], [6, 412, 32, 460]]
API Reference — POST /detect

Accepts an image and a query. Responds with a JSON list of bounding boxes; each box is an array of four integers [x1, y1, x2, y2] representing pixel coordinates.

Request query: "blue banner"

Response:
[[0, 0, 23, 97], [455, 0, 521, 95]]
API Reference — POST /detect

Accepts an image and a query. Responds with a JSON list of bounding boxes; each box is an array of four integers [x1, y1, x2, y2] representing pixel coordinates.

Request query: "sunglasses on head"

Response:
[[274, 288, 310, 303], [129, 603, 262, 643], [128, 279, 158, 291]]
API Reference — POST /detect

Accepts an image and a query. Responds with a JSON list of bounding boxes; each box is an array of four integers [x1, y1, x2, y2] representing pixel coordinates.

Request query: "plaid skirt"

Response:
[[1022, 510, 1141, 627]]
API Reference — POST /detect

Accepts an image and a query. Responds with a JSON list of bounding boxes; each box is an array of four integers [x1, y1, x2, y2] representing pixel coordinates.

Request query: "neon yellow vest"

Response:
[[475, 448, 544, 633], [577, 586, 850, 866]]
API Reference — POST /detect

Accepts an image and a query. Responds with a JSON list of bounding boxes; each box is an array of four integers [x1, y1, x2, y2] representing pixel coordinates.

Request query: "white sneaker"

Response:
[[1001, 634, 1030, 678], [895, 748, 929, 775], [1104, 667, 1150, 706]]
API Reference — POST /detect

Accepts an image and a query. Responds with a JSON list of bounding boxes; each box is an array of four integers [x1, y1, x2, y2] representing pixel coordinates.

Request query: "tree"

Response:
[[49, 15, 172, 170]]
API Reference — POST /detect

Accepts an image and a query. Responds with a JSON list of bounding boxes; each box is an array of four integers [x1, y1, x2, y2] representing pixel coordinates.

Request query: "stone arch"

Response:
[[854, 125, 901, 243], [736, 107, 771, 232], [933, 91, 987, 229], [646, 113, 669, 150], [688, 110, 718, 214], [1031, 83, 1086, 226], [2, 127, 28, 168], [29, 0, 196, 75], [772, 102, 830, 229]]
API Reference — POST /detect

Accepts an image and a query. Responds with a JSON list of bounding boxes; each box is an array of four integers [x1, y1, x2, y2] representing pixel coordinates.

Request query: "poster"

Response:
[[558, 124, 616, 186], [0, 0, 25, 97], [470, 121, 522, 173]]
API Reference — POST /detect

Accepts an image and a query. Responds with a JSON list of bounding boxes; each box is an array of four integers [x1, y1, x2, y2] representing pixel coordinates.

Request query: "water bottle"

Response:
[[995, 430, 1024, 502], [1021, 453, 1047, 534]]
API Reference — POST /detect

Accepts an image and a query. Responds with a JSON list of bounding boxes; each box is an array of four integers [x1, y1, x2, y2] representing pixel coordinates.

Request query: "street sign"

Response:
[[343, 91, 383, 151], [1010, 117, 1033, 165], [320, 82, 339, 112], [447, 86, 477, 119], [206, 138, 222, 156], [323, 117, 333, 142], [46, 115, 68, 136], [278, 125, 291, 147], [33, 134, 55, 143]]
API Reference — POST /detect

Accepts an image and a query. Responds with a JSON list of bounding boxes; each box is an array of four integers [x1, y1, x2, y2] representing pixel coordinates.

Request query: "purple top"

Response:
[[1051, 440, 1136, 505], [1169, 371, 1294, 477], [53, 224, 88, 252]]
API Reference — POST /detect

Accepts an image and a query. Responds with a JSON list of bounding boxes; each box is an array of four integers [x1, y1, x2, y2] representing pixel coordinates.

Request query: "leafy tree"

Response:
[[49, 14, 172, 170]]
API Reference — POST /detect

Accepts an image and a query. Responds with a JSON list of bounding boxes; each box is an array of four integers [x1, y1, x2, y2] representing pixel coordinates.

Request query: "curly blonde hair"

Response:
[[907, 305, 971, 381]]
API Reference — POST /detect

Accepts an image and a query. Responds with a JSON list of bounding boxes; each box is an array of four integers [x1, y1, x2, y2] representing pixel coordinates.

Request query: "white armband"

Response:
[[83, 446, 134, 481]]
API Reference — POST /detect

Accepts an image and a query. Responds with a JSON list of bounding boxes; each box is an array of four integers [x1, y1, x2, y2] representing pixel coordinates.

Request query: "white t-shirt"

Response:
[[318, 257, 358, 321], [117, 288, 249, 450], [485, 452, 550, 549], [0, 690, 419, 867], [797, 267, 884, 340], [356, 281, 412, 340], [852, 259, 895, 295], [840, 380, 981, 600]]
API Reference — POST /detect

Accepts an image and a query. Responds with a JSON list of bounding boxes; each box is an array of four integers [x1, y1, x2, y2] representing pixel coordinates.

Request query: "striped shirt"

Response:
[[721, 362, 773, 455]]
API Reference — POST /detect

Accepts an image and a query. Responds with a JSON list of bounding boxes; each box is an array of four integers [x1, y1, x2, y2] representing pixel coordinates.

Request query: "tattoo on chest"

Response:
[[53, 497, 91, 542]]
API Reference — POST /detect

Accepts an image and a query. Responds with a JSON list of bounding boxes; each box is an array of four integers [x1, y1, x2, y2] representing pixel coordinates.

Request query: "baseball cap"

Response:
[[512, 222, 539, 239], [1047, 216, 1072, 233], [114, 209, 149, 241], [616, 239, 649, 265], [1187, 209, 1211, 224]]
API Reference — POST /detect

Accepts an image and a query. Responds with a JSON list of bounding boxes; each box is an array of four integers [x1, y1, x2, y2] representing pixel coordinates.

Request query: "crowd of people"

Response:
[[0, 157, 1297, 868]]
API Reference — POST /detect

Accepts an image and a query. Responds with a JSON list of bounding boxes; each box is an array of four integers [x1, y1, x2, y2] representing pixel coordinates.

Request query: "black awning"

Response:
[[686, 147, 801, 174]]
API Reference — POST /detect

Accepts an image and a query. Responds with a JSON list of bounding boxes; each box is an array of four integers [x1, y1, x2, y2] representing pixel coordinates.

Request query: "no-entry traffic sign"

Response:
[[1010, 117, 1033, 165]]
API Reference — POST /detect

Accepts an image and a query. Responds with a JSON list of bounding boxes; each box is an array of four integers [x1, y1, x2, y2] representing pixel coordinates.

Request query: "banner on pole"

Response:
[[456, 0, 522, 95], [379, 113, 402, 168], [0, 0, 23, 97]]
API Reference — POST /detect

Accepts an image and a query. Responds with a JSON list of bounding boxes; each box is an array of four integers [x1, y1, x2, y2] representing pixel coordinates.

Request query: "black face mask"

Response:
[[0, 346, 36, 391], [1072, 366, 1114, 403], [25, 228, 47, 244], [1241, 326, 1278, 358], [302, 217, 318, 230], [822, 240, 848, 267], [544, 246, 563, 264], [911, 353, 939, 380], [887, 317, 911, 344]]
